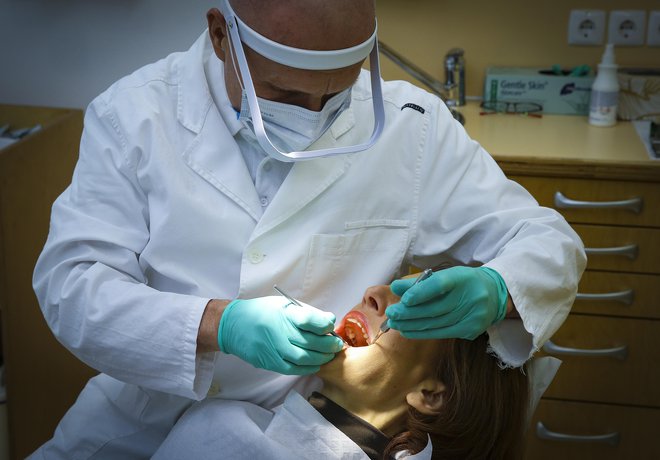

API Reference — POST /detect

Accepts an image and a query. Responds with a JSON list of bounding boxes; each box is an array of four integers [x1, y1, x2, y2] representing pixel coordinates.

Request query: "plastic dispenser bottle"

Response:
[[589, 44, 619, 127]]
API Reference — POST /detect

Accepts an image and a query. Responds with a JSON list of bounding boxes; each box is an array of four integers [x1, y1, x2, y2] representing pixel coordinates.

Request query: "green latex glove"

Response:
[[218, 296, 344, 375], [387, 266, 508, 340]]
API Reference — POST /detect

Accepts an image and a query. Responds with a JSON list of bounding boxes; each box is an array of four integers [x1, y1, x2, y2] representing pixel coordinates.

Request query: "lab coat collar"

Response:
[[180, 109, 264, 221], [177, 32, 263, 220], [177, 31, 215, 134], [204, 46, 243, 137]]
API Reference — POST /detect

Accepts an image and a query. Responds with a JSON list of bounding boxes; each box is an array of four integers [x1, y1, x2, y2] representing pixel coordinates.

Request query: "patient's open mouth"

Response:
[[336, 311, 371, 347]]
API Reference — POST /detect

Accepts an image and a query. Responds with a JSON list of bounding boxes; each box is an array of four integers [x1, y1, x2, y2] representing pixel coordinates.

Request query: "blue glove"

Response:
[[218, 296, 344, 375], [387, 266, 508, 340]]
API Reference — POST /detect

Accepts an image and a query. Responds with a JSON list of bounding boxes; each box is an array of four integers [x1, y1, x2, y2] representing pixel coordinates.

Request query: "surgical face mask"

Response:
[[238, 87, 352, 154], [219, 0, 385, 162]]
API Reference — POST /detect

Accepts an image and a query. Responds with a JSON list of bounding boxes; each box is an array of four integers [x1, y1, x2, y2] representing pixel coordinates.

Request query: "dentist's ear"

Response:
[[207, 8, 229, 61], [406, 379, 445, 415]]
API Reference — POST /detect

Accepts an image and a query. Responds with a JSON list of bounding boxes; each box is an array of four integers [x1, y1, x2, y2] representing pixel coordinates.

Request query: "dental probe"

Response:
[[273, 285, 350, 346], [371, 268, 434, 344]]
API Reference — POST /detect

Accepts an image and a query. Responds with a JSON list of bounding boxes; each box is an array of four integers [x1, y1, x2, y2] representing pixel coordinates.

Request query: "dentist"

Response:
[[30, 0, 585, 458]]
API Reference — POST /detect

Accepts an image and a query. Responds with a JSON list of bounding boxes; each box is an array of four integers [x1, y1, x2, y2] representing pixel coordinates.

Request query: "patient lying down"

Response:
[[153, 284, 529, 460]]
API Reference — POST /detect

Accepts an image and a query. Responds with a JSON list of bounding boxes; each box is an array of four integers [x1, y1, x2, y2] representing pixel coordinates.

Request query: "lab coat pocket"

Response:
[[303, 220, 410, 310]]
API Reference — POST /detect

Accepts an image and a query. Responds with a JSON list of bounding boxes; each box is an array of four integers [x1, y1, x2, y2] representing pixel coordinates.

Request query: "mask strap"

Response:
[[226, 29, 245, 93]]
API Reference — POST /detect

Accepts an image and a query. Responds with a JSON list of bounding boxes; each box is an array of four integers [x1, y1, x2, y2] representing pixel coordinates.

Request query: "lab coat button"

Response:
[[249, 251, 264, 264], [260, 197, 269, 207]]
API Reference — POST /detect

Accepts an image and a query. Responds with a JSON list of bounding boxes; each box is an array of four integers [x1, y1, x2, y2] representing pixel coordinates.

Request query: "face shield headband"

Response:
[[218, 0, 385, 161]]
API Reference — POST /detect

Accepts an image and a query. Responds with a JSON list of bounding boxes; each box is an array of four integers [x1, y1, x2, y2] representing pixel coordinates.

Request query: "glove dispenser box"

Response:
[[483, 67, 595, 115]]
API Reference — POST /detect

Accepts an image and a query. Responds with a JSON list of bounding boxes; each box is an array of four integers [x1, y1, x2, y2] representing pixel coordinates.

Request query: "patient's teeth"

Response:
[[342, 315, 371, 347], [346, 318, 367, 336]]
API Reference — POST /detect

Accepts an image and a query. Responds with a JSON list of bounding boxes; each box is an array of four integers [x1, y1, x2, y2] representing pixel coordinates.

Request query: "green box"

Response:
[[484, 67, 595, 115]]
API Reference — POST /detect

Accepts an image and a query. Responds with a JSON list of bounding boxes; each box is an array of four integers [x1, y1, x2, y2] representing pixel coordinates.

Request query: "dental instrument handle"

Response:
[[273, 285, 303, 307], [327, 330, 349, 344], [273, 285, 349, 346], [372, 268, 433, 343]]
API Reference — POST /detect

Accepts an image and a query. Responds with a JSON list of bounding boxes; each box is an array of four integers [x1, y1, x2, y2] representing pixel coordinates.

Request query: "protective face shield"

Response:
[[218, 0, 385, 162]]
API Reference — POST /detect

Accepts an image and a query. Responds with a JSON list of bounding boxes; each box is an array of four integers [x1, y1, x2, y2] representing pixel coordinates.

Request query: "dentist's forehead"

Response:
[[228, 0, 375, 51]]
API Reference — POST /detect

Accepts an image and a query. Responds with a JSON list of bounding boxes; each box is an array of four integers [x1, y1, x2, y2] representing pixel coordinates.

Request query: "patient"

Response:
[[319, 284, 528, 459], [152, 284, 529, 460]]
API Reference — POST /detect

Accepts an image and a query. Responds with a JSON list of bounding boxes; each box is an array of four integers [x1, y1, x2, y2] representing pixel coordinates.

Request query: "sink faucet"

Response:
[[377, 41, 466, 124], [443, 48, 466, 107]]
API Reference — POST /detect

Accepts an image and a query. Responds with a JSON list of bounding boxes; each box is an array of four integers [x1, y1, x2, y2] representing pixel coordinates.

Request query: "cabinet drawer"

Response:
[[525, 399, 660, 460], [573, 224, 660, 275], [511, 175, 660, 228], [541, 315, 659, 407], [574, 271, 660, 319]]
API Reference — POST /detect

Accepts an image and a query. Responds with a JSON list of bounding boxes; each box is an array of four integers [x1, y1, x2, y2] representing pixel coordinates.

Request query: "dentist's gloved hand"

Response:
[[218, 296, 344, 375], [387, 266, 508, 340]]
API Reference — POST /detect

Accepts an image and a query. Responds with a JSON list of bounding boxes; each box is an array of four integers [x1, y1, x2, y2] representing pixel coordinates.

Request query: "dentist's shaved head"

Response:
[[207, 0, 375, 110], [230, 0, 376, 51]]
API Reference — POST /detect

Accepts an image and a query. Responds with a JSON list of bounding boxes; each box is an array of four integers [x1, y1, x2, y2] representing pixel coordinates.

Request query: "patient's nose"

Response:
[[362, 286, 390, 316]]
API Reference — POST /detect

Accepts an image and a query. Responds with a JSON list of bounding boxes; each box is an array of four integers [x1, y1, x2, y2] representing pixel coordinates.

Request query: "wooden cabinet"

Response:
[[0, 105, 96, 459], [456, 102, 660, 459], [509, 176, 660, 227], [528, 399, 660, 460], [508, 166, 660, 459], [540, 315, 660, 407], [572, 271, 659, 319]]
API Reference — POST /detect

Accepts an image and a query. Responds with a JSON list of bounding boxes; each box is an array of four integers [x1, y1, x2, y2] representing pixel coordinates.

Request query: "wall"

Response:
[[0, 0, 216, 109], [376, 0, 659, 97], [0, 0, 657, 109]]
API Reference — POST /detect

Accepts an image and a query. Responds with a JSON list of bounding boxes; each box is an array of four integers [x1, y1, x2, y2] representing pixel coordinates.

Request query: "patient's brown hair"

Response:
[[385, 334, 529, 459]]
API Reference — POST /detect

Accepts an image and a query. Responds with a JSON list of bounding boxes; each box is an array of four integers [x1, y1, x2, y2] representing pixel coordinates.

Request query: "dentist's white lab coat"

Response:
[[31, 32, 585, 458]]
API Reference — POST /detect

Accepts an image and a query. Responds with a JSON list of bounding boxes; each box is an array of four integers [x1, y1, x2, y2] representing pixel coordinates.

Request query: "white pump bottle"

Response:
[[589, 44, 619, 127]]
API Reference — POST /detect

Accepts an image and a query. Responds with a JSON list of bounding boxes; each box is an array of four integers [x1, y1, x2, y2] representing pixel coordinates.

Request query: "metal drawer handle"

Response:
[[536, 421, 620, 446], [554, 191, 643, 213], [543, 340, 628, 360], [576, 289, 634, 305], [584, 244, 638, 259]]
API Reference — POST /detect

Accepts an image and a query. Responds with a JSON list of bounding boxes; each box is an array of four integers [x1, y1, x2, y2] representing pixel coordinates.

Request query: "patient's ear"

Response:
[[406, 379, 445, 415]]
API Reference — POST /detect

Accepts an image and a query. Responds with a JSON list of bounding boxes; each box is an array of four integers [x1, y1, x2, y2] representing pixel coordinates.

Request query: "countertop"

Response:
[[454, 102, 660, 182]]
